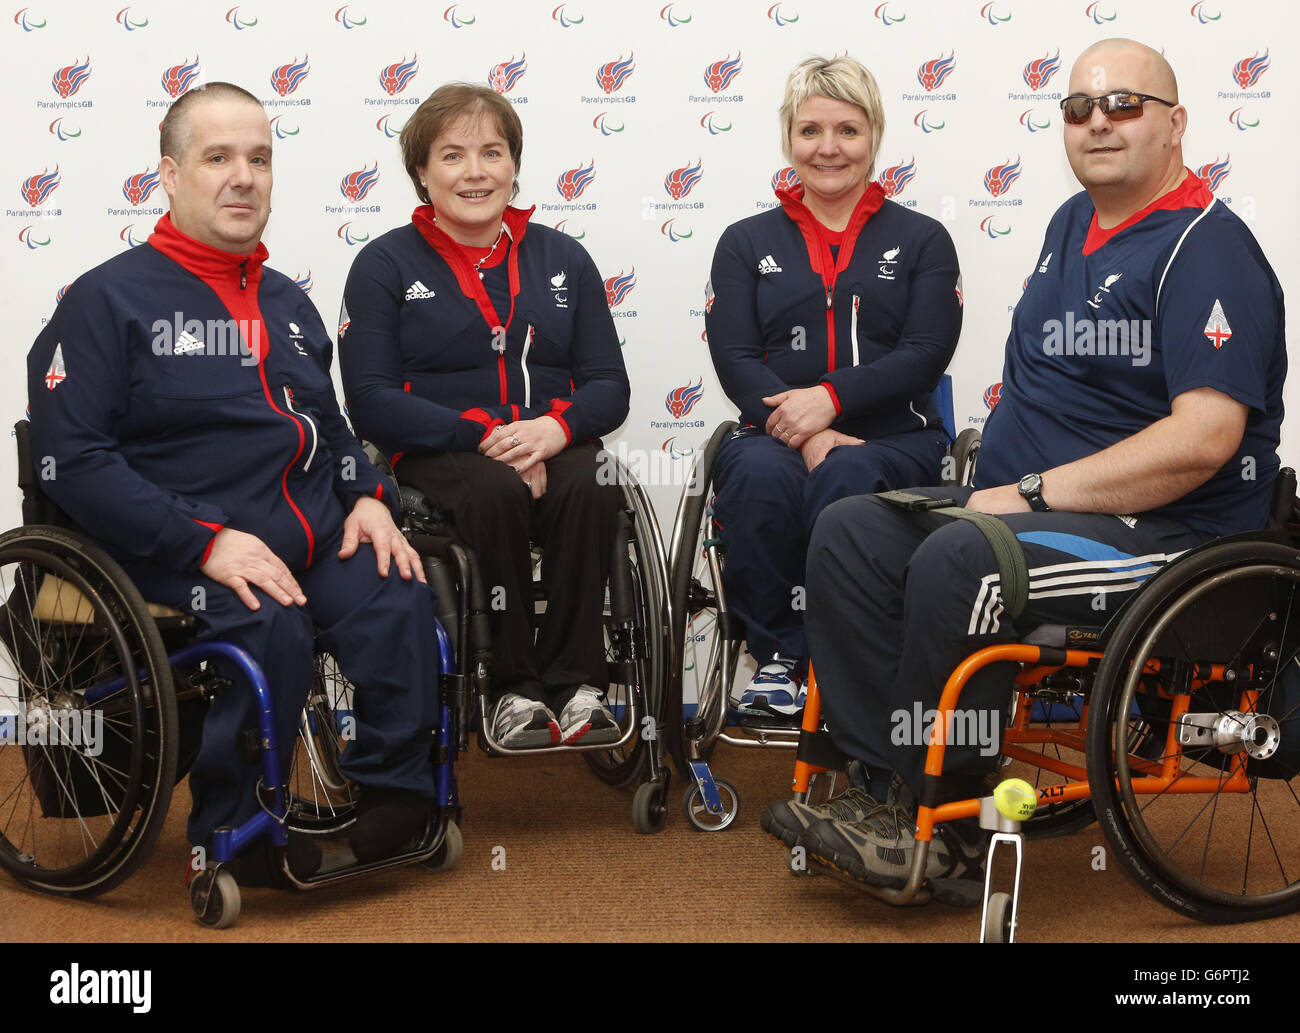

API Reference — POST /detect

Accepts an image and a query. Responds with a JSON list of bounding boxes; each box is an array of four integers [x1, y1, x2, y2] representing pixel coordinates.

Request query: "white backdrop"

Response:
[[3, 0, 1295, 532]]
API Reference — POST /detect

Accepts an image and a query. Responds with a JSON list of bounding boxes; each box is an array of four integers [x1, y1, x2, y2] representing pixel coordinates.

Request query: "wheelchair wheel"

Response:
[[944, 428, 981, 487], [287, 650, 358, 830], [583, 466, 671, 788], [666, 422, 739, 775], [191, 867, 240, 929], [1086, 539, 1300, 923], [0, 525, 176, 897], [982, 891, 1013, 943]]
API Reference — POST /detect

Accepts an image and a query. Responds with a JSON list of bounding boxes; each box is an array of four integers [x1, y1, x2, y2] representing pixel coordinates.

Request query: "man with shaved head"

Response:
[[28, 83, 448, 879], [772, 39, 1286, 901]]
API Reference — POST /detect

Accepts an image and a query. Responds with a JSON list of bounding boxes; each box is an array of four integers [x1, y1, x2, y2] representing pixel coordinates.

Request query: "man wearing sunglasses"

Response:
[[773, 38, 1286, 900]]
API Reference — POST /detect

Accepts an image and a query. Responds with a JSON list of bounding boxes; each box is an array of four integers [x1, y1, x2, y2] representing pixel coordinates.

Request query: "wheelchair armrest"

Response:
[[399, 486, 435, 521], [1268, 466, 1296, 532]]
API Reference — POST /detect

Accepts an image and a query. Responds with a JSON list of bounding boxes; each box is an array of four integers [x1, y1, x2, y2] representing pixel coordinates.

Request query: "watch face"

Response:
[[1019, 473, 1041, 493]]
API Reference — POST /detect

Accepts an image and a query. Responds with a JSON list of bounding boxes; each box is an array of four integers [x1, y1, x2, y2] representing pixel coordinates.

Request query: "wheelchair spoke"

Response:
[[1245, 781, 1289, 888]]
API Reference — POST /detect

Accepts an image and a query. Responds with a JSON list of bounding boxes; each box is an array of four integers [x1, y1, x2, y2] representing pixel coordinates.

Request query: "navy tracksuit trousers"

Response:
[[711, 427, 948, 664], [804, 487, 1209, 795], [124, 532, 442, 849]]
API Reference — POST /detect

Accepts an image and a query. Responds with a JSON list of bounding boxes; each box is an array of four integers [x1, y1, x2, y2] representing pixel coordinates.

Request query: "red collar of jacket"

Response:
[[411, 203, 534, 292], [410, 203, 535, 332], [147, 212, 268, 286], [776, 181, 886, 277]]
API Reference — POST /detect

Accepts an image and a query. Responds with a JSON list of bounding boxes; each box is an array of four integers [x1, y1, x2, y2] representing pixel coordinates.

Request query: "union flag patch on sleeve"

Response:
[[1203, 299, 1233, 349], [44, 342, 67, 390]]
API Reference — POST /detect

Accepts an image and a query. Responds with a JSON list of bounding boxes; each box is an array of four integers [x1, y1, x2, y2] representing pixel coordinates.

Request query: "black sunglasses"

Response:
[[1060, 91, 1176, 125]]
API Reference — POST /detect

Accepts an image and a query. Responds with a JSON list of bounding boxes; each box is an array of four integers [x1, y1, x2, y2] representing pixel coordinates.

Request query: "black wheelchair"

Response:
[[0, 421, 463, 927], [663, 417, 980, 830], [379, 447, 674, 833]]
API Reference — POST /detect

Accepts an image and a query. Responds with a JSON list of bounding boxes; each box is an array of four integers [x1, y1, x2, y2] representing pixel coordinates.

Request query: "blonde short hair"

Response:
[[779, 56, 885, 180]]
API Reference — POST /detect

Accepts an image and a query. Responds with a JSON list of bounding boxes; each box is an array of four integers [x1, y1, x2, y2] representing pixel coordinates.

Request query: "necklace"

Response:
[[473, 225, 507, 278], [434, 214, 506, 278]]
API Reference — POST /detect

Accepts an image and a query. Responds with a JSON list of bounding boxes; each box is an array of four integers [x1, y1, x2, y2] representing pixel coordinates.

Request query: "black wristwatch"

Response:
[[1018, 473, 1051, 512]]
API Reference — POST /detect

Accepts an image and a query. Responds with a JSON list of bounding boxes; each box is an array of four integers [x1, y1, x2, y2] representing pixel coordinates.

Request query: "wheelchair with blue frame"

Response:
[[663, 377, 980, 830], [0, 421, 462, 928], [378, 445, 674, 832], [782, 461, 1300, 939]]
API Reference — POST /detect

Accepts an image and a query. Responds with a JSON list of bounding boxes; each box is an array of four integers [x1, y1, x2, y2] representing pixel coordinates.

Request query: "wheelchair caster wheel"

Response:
[[424, 820, 463, 873], [191, 869, 240, 930], [982, 891, 1013, 943], [633, 781, 668, 834], [682, 777, 739, 832]]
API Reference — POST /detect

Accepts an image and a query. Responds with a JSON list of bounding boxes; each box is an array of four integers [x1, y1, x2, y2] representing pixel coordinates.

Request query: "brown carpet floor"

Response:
[[3, 743, 1299, 943]]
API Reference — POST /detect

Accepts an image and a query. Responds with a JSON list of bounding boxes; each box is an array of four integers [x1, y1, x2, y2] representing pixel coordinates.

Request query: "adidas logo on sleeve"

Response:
[[404, 280, 436, 301], [757, 255, 782, 275]]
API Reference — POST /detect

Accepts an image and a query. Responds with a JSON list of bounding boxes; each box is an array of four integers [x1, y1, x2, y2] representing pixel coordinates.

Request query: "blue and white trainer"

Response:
[[735, 654, 806, 716]]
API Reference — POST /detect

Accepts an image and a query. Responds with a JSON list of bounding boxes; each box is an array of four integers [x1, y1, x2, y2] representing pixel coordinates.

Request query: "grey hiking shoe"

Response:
[[761, 760, 880, 848], [796, 804, 988, 906]]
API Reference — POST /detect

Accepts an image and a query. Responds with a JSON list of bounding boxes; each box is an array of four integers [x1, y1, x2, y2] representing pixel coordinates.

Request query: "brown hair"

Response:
[[400, 82, 524, 203], [160, 81, 264, 161]]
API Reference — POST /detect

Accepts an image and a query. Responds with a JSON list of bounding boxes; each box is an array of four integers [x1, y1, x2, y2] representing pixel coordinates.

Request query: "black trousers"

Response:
[[396, 442, 619, 712]]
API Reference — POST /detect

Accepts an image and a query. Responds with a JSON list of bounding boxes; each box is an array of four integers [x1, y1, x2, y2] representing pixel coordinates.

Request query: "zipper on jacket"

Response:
[[283, 386, 319, 472], [521, 324, 534, 408], [240, 259, 247, 290], [851, 294, 860, 367], [824, 291, 836, 373]]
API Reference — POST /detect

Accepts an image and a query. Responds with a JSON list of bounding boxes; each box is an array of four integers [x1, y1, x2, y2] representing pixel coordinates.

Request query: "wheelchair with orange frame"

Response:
[[783, 464, 1300, 941]]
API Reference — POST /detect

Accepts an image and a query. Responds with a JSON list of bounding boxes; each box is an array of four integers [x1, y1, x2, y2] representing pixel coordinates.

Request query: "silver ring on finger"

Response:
[[511, 435, 521, 447]]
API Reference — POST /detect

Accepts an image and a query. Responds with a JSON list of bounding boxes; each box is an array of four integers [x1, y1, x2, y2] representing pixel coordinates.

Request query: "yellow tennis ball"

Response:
[[993, 778, 1037, 822]]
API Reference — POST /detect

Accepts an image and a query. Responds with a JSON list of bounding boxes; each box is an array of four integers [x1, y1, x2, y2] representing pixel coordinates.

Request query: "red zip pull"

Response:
[[825, 286, 833, 309], [240, 260, 247, 289]]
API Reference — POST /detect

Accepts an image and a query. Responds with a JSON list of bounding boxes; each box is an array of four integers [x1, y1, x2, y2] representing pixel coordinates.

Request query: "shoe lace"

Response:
[[824, 786, 878, 822], [857, 802, 913, 841]]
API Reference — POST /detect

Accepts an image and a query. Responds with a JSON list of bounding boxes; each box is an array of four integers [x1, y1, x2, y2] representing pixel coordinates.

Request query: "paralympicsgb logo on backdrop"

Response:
[[110, 166, 165, 218], [122, 167, 161, 207], [665, 379, 704, 419], [1007, 50, 1061, 102], [51, 57, 91, 99], [984, 382, 1002, 411], [380, 56, 419, 96], [557, 161, 596, 201], [604, 268, 637, 311], [664, 160, 703, 200], [340, 165, 380, 202], [596, 53, 635, 93], [490, 54, 527, 94], [918, 53, 955, 92], [903, 53, 957, 103], [771, 167, 801, 194], [326, 165, 383, 218], [1217, 49, 1271, 100], [161, 56, 201, 99], [983, 157, 1021, 197], [703, 53, 742, 92], [1233, 51, 1269, 88], [877, 158, 916, 199], [270, 56, 310, 97], [20, 167, 61, 208], [1197, 155, 1231, 193], [1022, 51, 1061, 90]]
